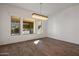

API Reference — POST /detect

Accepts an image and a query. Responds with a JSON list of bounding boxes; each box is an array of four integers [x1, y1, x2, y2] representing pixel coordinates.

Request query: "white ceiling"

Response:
[[9, 3, 79, 16]]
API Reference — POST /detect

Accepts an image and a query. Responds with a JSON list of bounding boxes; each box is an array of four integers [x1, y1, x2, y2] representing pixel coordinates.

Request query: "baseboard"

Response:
[[0, 37, 46, 46], [47, 34, 79, 45]]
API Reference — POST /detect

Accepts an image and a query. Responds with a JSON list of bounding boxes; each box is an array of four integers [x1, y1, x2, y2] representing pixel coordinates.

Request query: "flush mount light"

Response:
[[32, 3, 48, 21]]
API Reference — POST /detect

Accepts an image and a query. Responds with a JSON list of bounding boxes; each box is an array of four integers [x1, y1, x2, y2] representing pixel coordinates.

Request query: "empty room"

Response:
[[0, 3, 79, 56]]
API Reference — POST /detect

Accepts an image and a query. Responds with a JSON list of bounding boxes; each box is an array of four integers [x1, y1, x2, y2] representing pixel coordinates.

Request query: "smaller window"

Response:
[[11, 16, 20, 36], [37, 20, 42, 34]]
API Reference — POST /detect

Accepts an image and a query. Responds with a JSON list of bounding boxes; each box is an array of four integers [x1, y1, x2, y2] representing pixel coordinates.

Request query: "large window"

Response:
[[11, 16, 20, 35], [11, 16, 42, 36]]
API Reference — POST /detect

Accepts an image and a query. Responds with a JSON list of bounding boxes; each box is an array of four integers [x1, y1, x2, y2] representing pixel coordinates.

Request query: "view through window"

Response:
[[11, 16, 20, 35], [23, 20, 34, 34], [11, 16, 42, 36]]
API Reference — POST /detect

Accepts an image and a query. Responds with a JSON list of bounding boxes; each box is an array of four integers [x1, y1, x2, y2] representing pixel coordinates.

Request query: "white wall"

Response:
[[0, 4, 46, 45], [47, 5, 79, 44], [0, 7, 3, 43]]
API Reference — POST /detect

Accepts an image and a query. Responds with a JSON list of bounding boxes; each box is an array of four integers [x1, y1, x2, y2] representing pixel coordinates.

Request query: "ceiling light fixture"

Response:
[[32, 3, 48, 21]]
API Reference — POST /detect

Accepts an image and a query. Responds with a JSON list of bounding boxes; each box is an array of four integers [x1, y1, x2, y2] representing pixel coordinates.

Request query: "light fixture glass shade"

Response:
[[32, 13, 48, 21]]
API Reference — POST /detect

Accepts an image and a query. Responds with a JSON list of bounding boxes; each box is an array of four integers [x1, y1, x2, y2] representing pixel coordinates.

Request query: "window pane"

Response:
[[37, 20, 42, 34], [11, 16, 20, 35], [23, 20, 34, 34]]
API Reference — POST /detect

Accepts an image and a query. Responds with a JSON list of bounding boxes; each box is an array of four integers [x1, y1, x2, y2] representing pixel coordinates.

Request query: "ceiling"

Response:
[[9, 3, 79, 16]]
